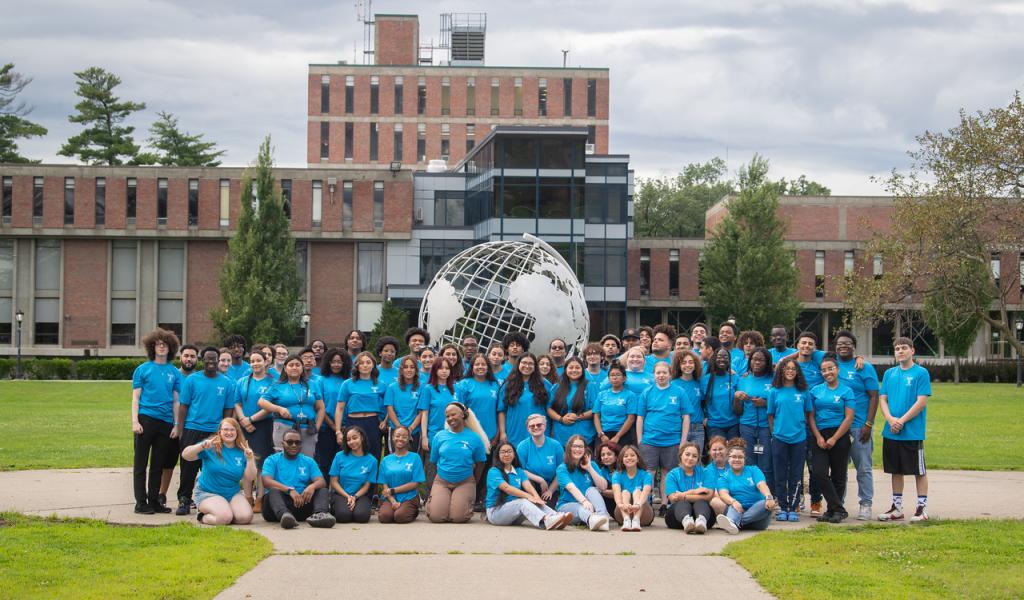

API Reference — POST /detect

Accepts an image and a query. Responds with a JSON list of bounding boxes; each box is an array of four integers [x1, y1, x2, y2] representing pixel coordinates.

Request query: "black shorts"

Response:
[[882, 438, 926, 476]]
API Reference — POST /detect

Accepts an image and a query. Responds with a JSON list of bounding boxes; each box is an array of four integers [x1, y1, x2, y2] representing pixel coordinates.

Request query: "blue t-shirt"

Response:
[[637, 384, 686, 447], [516, 436, 563, 483], [548, 381, 597, 445], [180, 373, 235, 432], [495, 362, 514, 384], [664, 465, 709, 497], [377, 452, 425, 503], [419, 383, 457, 440], [767, 386, 812, 444], [736, 373, 773, 428], [430, 428, 486, 482], [338, 378, 384, 415], [262, 452, 322, 494], [262, 381, 319, 429], [377, 365, 399, 390], [197, 445, 247, 498], [594, 387, 638, 433], [486, 466, 526, 508], [706, 463, 729, 488], [620, 370, 654, 397], [672, 378, 705, 424], [319, 375, 347, 423], [729, 348, 747, 376], [328, 451, 379, 495], [498, 382, 548, 447], [132, 361, 183, 424], [769, 347, 797, 365], [881, 363, 931, 441], [837, 358, 879, 428], [717, 465, 766, 509], [555, 463, 595, 508], [456, 377, 500, 440], [644, 353, 673, 374], [809, 382, 855, 430], [701, 372, 739, 428], [225, 361, 252, 382], [796, 350, 826, 388], [234, 374, 275, 418], [584, 367, 608, 387], [384, 381, 422, 432], [612, 469, 653, 496]]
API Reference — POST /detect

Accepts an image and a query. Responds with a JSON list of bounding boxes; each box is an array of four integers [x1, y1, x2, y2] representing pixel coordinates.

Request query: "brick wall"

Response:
[[308, 241, 355, 342], [186, 241, 229, 344], [63, 239, 108, 347]]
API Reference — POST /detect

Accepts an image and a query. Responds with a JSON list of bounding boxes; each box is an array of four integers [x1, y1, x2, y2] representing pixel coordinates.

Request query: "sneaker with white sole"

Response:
[[910, 506, 928, 522], [682, 514, 695, 534], [878, 504, 904, 521], [543, 514, 562, 530], [588, 514, 609, 531], [308, 512, 336, 528], [599, 517, 610, 531], [857, 505, 872, 521], [694, 514, 707, 534], [633, 516, 643, 532], [280, 512, 298, 529], [716, 513, 739, 535]]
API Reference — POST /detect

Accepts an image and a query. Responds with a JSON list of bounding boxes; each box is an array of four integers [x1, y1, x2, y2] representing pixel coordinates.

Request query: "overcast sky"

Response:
[[4, 0, 1022, 194]]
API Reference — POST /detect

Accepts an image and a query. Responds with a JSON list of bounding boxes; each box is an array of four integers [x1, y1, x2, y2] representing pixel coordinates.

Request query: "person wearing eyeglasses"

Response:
[[808, 354, 856, 523], [715, 438, 777, 534], [548, 338, 568, 372], [260, 428, 335, 529], [486, 442, 574, 530], [516, 414, 563, 506]]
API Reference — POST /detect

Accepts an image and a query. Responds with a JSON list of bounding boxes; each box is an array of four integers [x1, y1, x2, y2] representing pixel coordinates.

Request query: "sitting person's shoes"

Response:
[[279, 512, 298, 529], [308, 512, 336, 528]]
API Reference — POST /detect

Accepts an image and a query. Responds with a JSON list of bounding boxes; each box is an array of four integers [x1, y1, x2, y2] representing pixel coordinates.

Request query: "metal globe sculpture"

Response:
[[419, 234, 590, 355]]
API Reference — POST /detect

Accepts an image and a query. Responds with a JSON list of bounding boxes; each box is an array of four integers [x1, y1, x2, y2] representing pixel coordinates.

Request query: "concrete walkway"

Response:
[[1, 468, 1021, 599]]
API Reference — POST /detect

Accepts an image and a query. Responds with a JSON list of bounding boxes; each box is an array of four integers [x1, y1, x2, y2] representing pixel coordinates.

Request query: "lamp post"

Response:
[[15, 309, 24, 379], [1016, 317, 1023, 388], [301, 313, 310, 347]]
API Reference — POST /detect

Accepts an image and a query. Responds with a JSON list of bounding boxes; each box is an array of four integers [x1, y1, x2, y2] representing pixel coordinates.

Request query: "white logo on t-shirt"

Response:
[[546, 456, 555, 465]]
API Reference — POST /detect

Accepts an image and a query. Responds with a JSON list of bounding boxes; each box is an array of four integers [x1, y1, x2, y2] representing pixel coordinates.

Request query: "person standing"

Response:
[[834, 331, 879, 520], [223, 334, 252, 381], [767, 357, 812, 522], [315, 348, 351, 482], [158, 343, 198, 509], [702, 347, 739, 440], [497, 354, 550, 447], [807, 355, 856, 522], [768, 325, 796, 365], [734, 347, 774, 496], [234, 350, 276, 512], [594, 364, 638, 448], [260, 428, 335, 529], [258, 355, 324, 457], [547, 357, 597, 446], [336, 352, 385, 460]]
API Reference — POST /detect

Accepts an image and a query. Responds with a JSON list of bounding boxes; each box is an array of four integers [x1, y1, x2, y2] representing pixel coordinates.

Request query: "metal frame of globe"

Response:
[[419, 233, 590, 356]]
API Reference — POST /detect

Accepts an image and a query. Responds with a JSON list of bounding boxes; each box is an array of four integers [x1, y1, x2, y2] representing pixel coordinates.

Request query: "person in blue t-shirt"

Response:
[[418, 359, 458, 450], [516, 414, 563, 504], [485, 442, 574, 530], [808, 354, 856, 523], [834, 331, 880, 520], [555, 435, 611, 531], [131, 328, 184, 514], [426, 402, 489, 524], [456, 354, 501, 447], [223, 334, 252, 382], [663, 442, 715, 534], [734, 347, 775, 496], [181, 417, 256, 526], [377, 426, 426, 524], [767, 357, 812, 522], [440, 343, 466, 382], [717, 322, 747, 377], [793, 331, 826, 514], [611, 346, 654, 397], [486, 343, 511, 384], [328, 425, 379, 524], [258, 356, 324, 458], [670, 350, 705, 451], [636, 362, 688, 510], [498, 354, 550, 447], [548, 357, 597, 446], [385, 357, 423, 446], [174, 346, 236, 516], [644, 324, 676, 374], [735, 330, 764, 376], [260, 428, 335, 529], [233, 350, 277, 511], [878, 337, 932, 523], [418, 347, 437, 385], [313, 348, 351, 482], [594, 441, 623, 515], [768, 325, 797, 365], [612, 445, 655, 531], [375, 336, 400, 392], [336, 352, 385, 460], [582, 343, 609, 387], [715, 438, 777, 534], [702, 347, 739, 440], [537, 354, 560, 387], [595, 364, 638, 448]]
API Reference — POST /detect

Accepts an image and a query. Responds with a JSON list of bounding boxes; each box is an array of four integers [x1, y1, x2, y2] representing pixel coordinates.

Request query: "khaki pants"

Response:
[[426, 476, 475, 523], [378, 496, 421, 524]]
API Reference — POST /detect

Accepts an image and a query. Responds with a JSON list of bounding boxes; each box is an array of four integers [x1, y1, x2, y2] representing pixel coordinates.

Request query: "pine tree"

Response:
[[367, 300, 411, 356], [0, 63, 47, 163], [701, 155, 801, 334], [147, 111, 225, 166], [58, 67, 149, 165], [211, 136, 303, 343]]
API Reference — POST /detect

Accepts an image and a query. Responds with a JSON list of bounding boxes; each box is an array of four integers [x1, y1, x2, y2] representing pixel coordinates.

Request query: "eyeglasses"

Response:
[[527, 423, 545, 429], [498, 448, 515, 454], [282, 440, 302, 446], [550, 345, 566, 350]]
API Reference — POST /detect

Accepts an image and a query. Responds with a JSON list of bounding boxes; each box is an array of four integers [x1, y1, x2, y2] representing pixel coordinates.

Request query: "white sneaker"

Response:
[[623, 515, 637, 532], [716, 513, 739, 535], [588, 514, 609, 531], [543, 514, 561, 530], [632, 515, 643, 532], [857, 505, 872, 521], [682, 514, 695, 534], [910, 506, 929, 522], [694, 515, 708, 534], [599, 516, 610, 531]]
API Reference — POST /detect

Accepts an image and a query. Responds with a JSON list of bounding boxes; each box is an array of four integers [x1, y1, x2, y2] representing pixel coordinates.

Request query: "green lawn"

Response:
[[0, 380, 1020, 471], [723, 520, 1024, 600], [0, 512, 272, 599]]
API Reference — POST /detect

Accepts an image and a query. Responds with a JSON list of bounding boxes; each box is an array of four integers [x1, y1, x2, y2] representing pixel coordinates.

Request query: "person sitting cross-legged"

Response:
[[261, 428, 336, 529]]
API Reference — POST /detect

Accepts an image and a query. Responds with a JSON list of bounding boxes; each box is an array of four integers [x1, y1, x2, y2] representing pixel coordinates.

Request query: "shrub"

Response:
[[75, 358, 147, 380], [23, 358, 74, 380], [0, 358, 15, 379]]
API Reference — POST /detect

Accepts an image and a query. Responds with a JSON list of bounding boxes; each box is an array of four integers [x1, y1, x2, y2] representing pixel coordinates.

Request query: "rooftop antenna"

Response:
[[356, 0, 374, 64], [561, 49, 569, 68]]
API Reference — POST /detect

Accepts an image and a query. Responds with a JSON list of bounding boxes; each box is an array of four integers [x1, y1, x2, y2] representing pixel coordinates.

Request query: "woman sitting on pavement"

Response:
[[181, 417, 256, 526], [485, 441, 574, 530], [555, 434, 611, 531], [612, 444, 655, 531], [328, 425, 378, 524], [715, 438, 778, 534], [377, 426, 426, 524], [663, 442, 715, 534]]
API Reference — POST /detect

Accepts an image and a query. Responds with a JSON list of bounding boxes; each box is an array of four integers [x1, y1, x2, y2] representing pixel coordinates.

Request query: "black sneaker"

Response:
[[658, 504, 668, 518], [816, 510, 833, 523], [157, 493, 168, 508], [280, 512, 298, 529], [134, 502, 155, 515], [175, 501, 191, 516], [828, 510, 849, 523], [308, 512, 336, 528], [150, 502, 172, 514], [473, 501, 484, 513], [196, 511, 205, 524]]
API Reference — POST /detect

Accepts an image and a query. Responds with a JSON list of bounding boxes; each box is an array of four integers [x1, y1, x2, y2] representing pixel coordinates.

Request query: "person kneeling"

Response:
[[261, 428, 335, 529], [486, 442, 573, 530], [329, 426, 379, 524], [181, 418, 256, 526]]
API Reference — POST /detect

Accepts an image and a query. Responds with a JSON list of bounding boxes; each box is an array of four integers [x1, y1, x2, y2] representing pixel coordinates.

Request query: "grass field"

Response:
[[723, 520, 1024, 599], [0, 512, 272, 599], [0, 380, 1021, 471]]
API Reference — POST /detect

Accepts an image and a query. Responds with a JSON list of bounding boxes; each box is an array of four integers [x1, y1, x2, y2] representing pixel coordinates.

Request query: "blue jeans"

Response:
[[846, 426, 874, 507], [687, 424, 706, 455], [726, 499, 772, 531], [772, 438, 805, 513], [740, 424, 774, 497], [486, 498, 557, 528], [707, 424, 739, 441], [561, 487, 608, 525]]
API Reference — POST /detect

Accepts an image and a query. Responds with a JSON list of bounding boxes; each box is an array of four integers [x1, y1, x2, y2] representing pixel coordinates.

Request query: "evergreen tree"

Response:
[[58, 66, 149, 165], [147, 111, 225, 166], [700, 155, 801, 334], [367, 300, 411, 357], [211, 136, 302, 343], [0, 63, 47, 163]]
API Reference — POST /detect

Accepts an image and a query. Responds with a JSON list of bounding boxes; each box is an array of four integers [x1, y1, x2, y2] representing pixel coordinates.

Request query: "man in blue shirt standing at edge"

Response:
[[223, 334, 252, 381], [878, 337, 932, 522], [833, 331, 879, 520], [131, 328, 184, 514], [261, 428, 336, 529], [174, 346, 236, 516]]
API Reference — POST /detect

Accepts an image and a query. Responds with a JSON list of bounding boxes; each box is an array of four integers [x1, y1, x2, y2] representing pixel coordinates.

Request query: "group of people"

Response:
[[131, 320, 931, 532]]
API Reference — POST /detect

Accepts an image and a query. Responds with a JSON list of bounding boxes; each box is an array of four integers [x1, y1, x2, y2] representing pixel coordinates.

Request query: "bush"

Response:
[[75, 358, 147, 380], [23, 358, 74, 380], [0, 358, 15, 379]]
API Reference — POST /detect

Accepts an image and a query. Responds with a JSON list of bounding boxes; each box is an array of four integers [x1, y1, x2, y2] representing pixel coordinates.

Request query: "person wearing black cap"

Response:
[[621, 328, 641, 351]]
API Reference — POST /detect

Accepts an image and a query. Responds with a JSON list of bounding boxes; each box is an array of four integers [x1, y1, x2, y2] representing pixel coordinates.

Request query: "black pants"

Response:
[[810, 427, 852, 514], [133, 415, 174, 505], [176, 428, 214, 503], [664, 500, 715, 528], [315, 424, 339, 480], [331, 491, 372, 523], [262, 488, 331, 522]]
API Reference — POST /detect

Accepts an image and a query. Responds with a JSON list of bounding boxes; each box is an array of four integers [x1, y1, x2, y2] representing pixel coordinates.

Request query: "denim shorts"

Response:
[[194, 485, 226, 505]]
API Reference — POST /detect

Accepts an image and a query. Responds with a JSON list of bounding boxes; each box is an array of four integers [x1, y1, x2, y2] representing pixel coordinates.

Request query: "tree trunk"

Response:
[[953, 356, 960, 384]]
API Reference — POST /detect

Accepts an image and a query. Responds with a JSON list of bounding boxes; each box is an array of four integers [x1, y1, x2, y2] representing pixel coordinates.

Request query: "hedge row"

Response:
[[0, 357, 147, 380]]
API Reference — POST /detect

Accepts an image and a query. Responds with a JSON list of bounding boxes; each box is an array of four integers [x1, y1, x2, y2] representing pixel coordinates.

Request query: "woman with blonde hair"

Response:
[[426, 402, 489, 523], [181, 417, 256, 525]]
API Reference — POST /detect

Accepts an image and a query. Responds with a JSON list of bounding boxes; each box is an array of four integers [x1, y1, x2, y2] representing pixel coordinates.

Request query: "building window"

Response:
[[563, 78, 573, 117], [34, 297, 59, 345], [370, 75, 379, 114], [434, 190, 465, 226], [320, 75, 330, 113], [345, 75, 354, 114], [158, 241, 184, 293], [815, 250, 826, 298], [357, 242, 384, 294], [342, 181, 352, 229], [466, 76, 476, 116], [126, 177, 137, 224], [669, 249, 680, 297], [64, 177, 75, 225], [2, 176, 11, 224], [373, 182, 384, 229], [320, 122, 329, 159], [33, 176, 43, 224], [991, 252, 1001, 289], [1020, 253, 1024, 296], [157, 178, 168, 225], [344, 122, 353, 160], [417, 123, 426, 162], [440, 123, 450, 159], [393, 124, 404, 161], [490, 77, 500, 116], [0, 241, 11, 345], [111, 298, 136, 345], [111, 240, 136, 292], [187, 179, 199, 226], [587, 126, 596, 146], [639, 249, 650, 297], [538, 78, 547, 116], [441, 76, 450, 115], [157, 299, 183, 340], [369, 122, 379, 161], [34, 238, 60, 293], [584, 240, 627, 287], [394, 76, 404, 114], [219, 179, 229, 227], [420, 239, 473, 284], [873, 254, 883, 280], [844, 250, 854, 276], [466, 123, 475, 153], [513, 77, 523, 116], [417, 76, 427, 115], [587, 78, 597, 117], [94, 177, 105, 226], [311, 180, 322, 227], [250, 180, 259, 214], [280, 179, 292, 220]]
